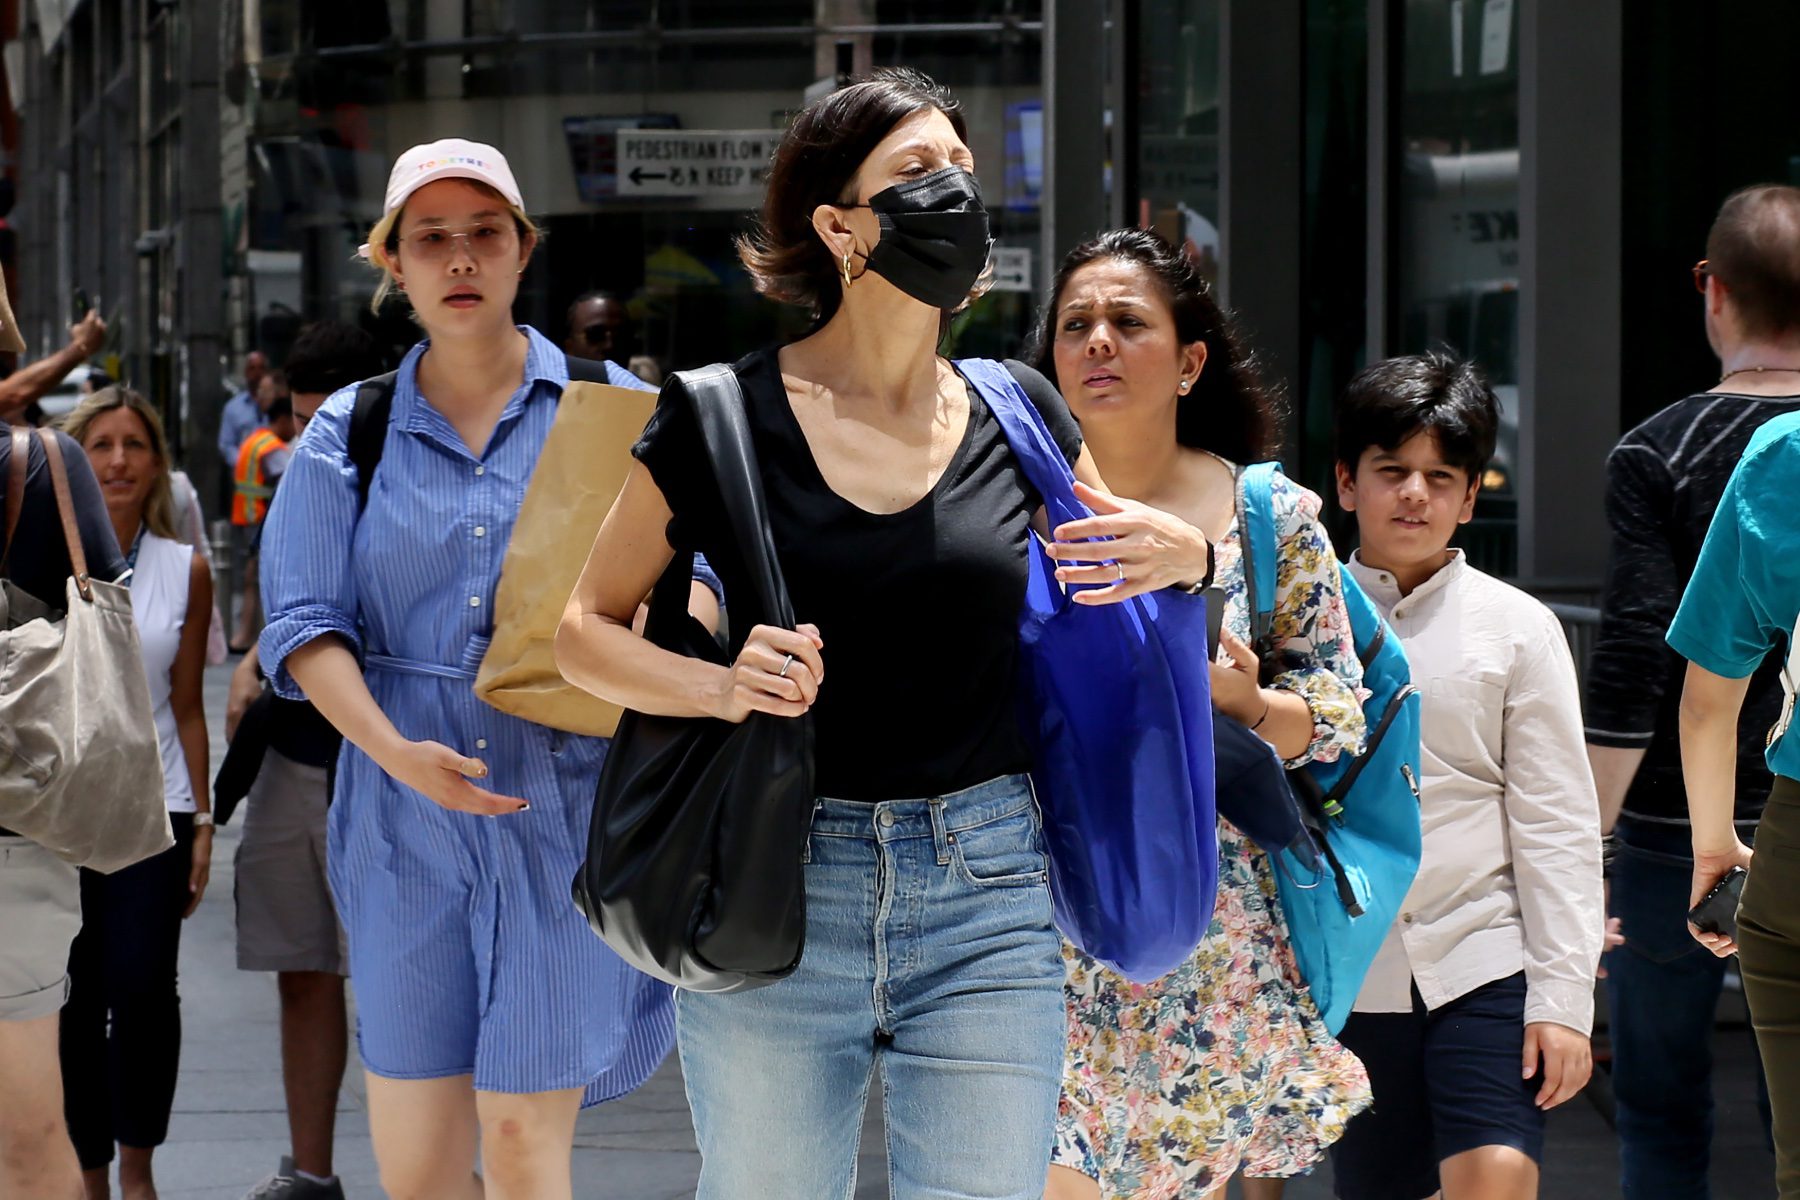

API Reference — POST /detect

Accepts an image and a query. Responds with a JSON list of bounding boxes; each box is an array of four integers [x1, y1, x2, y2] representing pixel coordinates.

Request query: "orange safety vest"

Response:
[[232, 427, 287, 525]]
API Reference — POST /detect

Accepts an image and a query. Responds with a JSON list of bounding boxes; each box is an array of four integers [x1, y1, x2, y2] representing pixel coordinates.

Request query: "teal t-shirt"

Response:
[[1668, 411, 1800, 781]]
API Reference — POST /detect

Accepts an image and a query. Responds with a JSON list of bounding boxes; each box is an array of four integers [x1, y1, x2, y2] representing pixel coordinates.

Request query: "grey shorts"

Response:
[[0, 835, 82, 1021], [234, 749, 346, 975]]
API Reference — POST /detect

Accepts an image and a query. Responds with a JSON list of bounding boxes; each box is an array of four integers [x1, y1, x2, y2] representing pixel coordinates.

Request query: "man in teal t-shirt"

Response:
[[1668, 408, 1800, 1195]]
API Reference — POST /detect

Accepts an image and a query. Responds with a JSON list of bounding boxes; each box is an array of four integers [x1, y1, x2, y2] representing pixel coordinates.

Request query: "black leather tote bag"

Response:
[[572, 364, 816, 993]]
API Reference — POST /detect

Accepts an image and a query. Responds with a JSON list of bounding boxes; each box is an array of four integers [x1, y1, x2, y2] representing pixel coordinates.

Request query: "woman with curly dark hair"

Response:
[[1033, 230, 1371, 1200]]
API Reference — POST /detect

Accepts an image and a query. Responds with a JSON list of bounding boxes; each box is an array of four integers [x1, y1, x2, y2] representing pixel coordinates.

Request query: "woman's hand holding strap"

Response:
[[709, 623, 825, 723]]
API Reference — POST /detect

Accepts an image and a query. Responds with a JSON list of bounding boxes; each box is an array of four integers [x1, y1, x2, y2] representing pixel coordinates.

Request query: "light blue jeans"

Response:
[[675, 774, 1067, 1199]]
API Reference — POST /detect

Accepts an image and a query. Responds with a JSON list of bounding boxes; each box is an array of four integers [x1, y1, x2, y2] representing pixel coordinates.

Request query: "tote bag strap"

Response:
[[668, 364, 797, 630], [1235, 461, 1282, 650], [2, 426, 26, 575], [954, 358, 1086, 530], [35, 429, 94, 602]]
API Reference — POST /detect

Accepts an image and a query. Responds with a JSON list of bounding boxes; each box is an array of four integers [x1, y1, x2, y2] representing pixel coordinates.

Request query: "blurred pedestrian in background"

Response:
[[226, 319, 386, 1200], [217, 350, 270, 474], [229, 371, 294, 652], [59, 386, 214, 1200], [1588, 183, 1800, 1197]]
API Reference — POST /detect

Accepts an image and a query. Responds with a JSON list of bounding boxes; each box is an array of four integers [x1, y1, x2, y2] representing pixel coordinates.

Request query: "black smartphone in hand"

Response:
[[1688, 865, 1748, 938], [1202, 586, 1227, 658]]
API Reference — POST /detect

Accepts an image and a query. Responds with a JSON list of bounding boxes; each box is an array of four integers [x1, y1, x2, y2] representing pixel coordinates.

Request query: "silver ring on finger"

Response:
[[778, 653, 795, 678], [1114, 562, 1126, 582]]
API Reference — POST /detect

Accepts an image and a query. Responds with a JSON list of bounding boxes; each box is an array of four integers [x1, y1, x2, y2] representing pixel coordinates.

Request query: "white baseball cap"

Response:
[[359, 138, 525, 259]]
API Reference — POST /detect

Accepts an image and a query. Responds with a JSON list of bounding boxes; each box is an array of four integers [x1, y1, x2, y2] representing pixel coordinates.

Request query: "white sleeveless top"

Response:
[[129, 531, 196, 812]]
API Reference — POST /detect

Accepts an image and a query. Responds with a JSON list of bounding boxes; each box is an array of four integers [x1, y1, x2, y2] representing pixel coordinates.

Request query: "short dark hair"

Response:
[[1030, 228, 1283, 465], [284, 321, 386, 396], [266, 391, 294, 420], [1706, 184, 1800, 339], [1335, 352, 1499, 481], [738, 67, 970, 326]]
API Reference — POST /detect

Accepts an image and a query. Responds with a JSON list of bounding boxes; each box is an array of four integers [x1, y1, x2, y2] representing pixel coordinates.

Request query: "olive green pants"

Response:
[[1738, 773, 1800, 1197]]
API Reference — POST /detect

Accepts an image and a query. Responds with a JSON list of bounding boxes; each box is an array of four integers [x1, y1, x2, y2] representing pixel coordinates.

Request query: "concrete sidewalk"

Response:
[[146, 663, 1770, 1198]]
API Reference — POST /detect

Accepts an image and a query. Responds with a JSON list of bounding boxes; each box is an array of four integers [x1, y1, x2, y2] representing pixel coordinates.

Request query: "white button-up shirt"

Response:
[[1346, 551, 1604, 1034]]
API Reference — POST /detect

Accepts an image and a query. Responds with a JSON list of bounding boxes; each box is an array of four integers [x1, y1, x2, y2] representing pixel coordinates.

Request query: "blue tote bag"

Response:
[[958, 359, 1218, 982]]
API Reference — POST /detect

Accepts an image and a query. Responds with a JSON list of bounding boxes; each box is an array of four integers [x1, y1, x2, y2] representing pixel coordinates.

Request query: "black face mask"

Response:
[[852, 167, 993, 310]]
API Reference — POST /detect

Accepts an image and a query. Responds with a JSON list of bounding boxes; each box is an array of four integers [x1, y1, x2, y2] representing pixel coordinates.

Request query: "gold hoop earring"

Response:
[[841, 250, 854, 289]]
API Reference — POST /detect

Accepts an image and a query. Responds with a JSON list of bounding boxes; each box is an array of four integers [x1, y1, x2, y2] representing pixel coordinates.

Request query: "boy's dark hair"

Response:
[[285, 320, 386, 395], [1029, 227, 1282, 464], [1335, 352, 1500, 482], [1706, 184, 1800, 340], [266, 391, 294, 420]]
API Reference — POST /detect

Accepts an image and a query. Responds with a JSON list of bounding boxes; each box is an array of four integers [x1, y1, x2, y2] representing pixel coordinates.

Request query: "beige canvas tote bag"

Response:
[[0, 428, 171, 872], [475, 381, 659, 738]]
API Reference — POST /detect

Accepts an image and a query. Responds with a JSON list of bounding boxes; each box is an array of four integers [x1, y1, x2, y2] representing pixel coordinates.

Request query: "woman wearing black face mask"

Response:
[[559, 69, 1213, 1199]]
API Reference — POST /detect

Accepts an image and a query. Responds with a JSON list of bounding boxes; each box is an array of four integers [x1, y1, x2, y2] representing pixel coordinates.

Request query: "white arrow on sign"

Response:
[[989, 246, 1033, 294], [615, 130, 782, 199]]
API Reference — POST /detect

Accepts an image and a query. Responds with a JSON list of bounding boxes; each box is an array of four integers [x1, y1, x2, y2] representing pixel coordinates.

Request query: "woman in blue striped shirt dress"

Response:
[[257, 140, 710, 1200]]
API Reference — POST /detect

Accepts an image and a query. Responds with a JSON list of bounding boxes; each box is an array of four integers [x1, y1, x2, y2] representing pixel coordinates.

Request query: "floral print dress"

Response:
[[1053, 465, 1372, 1197]]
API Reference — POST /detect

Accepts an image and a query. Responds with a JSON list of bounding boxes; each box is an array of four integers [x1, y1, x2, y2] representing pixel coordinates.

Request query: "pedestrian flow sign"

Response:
[[614, 130, 781, 199]]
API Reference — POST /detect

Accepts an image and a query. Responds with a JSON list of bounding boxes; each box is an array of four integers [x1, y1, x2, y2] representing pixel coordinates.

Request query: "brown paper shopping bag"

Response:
[[475, 381, 657, 737]]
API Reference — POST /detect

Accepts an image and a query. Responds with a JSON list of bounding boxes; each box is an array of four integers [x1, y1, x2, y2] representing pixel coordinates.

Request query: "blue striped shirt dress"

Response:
[[258, 327, 689, 1102]]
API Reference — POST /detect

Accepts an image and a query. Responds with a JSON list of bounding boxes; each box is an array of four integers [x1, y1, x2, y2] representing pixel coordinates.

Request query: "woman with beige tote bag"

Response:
[[0, 272, 146, 1199]]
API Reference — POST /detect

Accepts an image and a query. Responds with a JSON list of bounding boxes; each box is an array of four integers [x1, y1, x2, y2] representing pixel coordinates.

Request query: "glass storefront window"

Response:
[[1298, 0, 1369, 518], [246, 1, 1043, 371], [1132, 0, 1221, 282], [1395, 0, 1520, 574]]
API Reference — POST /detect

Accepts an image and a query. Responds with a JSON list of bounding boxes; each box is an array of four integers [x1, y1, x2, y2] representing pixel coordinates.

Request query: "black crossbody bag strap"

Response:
[[646, 365, 796, 637]]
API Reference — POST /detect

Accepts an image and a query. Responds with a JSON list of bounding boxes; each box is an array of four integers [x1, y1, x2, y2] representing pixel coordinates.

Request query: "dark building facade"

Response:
[[5, 0, 1798, 579]]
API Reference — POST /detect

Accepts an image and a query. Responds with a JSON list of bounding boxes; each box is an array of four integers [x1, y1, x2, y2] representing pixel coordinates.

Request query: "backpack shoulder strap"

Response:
[[1236, 461, 1282, 647], [2, 426, 27, 574], [954, 357, 1082, 527], [564, 354, 610, 384], [348, 371, 399, 514]]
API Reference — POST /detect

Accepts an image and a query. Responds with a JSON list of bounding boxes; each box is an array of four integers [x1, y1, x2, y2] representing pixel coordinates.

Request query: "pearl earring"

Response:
[[1179, 380, 1191, 392]]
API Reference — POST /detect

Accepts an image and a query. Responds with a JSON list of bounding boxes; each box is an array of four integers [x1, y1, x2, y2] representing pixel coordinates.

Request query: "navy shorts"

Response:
[[1330, 972, 1546, 1200]]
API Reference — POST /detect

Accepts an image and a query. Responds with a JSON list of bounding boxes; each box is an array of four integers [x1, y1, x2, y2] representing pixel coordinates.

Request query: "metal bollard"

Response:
[[210, 518, 236, 634]]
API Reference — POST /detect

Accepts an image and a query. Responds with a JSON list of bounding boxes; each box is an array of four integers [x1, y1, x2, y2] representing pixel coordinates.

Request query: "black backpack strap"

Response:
[[564, 354, 611, 384], [348, 370, 399, 514]]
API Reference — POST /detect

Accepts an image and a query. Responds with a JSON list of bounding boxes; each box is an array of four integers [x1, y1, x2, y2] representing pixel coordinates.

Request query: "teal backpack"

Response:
[[1238, 462, 1424, 1034]]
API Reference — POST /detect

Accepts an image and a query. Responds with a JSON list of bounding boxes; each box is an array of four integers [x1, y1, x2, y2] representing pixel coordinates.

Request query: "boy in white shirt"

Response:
[[1326, 353, 1605, 1200]]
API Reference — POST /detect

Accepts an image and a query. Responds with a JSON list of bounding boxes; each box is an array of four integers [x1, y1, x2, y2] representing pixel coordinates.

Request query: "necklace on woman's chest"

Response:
[[123, 526, 146, 586]]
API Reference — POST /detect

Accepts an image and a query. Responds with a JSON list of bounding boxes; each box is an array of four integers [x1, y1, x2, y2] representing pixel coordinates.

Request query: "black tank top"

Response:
[[632, 349, 1082, 801]]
